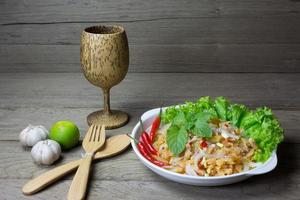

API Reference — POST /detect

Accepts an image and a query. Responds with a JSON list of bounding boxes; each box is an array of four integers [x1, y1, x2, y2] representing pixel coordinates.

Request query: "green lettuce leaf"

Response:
[[214, 96, 229, 120], [162, 96, 217, 123], [228, 104, 248, 127], [240, 111, 258, 130], [242, 107, 284, 162], [196, 96, 218, 116], [162, 106, 180, 124]]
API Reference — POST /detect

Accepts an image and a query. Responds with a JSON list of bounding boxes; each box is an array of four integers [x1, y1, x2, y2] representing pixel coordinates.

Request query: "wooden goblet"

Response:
[[81, 25, 129, 129]]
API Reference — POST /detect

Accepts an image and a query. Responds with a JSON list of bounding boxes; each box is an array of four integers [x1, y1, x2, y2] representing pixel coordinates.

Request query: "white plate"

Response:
[[130, 107, 278, 186]]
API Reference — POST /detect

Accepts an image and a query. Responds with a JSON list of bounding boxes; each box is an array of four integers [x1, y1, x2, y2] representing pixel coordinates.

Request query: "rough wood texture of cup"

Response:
[[81, 26, 129, 88], [80, 25, 129, 129]]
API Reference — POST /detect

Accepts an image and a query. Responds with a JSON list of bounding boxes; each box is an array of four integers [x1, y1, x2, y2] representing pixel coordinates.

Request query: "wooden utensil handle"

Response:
[[67, 155, 93, 200], [22, 159, 82, 195]]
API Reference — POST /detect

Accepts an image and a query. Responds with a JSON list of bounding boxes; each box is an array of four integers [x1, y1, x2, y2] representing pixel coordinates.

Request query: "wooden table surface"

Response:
[[1, 0, 300, 199]]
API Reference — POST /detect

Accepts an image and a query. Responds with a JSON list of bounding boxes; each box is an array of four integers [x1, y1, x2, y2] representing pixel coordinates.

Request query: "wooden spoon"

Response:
[[22, 134, 130, 195]]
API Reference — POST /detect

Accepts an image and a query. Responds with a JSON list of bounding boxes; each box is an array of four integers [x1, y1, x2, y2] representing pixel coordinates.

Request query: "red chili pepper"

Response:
[[126, 134, 168, 167], [139, 119, 158, 155], [200, 140, 208, 148], [149, 107, 162, 142], [138, 143, 167, 167], [141, 132, 158, 155]]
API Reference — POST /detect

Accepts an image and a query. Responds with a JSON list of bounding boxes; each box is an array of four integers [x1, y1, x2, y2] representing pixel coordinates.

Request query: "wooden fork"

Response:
[[67, 124, 106, 200]]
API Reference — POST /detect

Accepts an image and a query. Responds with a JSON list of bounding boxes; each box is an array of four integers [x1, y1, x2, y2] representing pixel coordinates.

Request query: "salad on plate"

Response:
[[133, 96, 284, 177]]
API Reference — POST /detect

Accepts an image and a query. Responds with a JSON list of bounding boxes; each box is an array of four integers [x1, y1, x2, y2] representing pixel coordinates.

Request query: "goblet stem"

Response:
[[103, 88, 112, 115]]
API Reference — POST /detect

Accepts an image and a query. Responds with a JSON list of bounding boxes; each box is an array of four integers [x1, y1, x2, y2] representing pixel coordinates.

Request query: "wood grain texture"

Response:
[[80, 25, 130, 128], [0, 73, 299, 109], [81, 26, 129, 88], [0, 141, 298, 180], [2, 176, 299, 200], [1, 0, 300, 199], [1, 44, 299, 73], [0, 141, 300, 200], [1, 0, 300, 24], [0, 1, 299, 73], [1, 18, 300, 46], [0, 72, 298, 199]]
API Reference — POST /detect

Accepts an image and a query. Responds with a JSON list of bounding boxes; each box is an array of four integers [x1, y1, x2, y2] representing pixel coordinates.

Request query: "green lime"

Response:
[[49, 120, 80, 150]]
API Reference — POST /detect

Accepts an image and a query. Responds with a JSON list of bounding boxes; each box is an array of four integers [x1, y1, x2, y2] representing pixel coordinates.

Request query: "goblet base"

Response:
[[87, 110, 129, 129]]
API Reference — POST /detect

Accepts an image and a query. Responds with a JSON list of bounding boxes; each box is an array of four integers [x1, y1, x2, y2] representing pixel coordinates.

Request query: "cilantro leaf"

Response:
[[167, 125, 188, 155]]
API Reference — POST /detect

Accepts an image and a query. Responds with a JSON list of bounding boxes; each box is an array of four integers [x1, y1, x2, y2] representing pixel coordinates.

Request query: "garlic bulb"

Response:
[[19, 124, 49, 147], [31, 140, 61, 165]]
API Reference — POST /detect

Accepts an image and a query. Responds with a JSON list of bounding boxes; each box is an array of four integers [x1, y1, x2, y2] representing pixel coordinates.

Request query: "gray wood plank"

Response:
[[1, 1, 299, 74], [0, 141, 297, 180], [0, 107, 144, 141], [1, 0, 299, 24], [0, 0, 214, 24], [1, 0, 299, 199], [0, 107, 299, 142], [1, 18, 300, 45], [0, 161, 299, 200], [0, 44, 299, 73], [0, 141, 156, 181], [0, 73, 299, 109]]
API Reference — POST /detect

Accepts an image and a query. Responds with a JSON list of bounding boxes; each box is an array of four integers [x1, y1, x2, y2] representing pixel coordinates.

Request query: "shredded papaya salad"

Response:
[[130, 97, 284, 177]]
